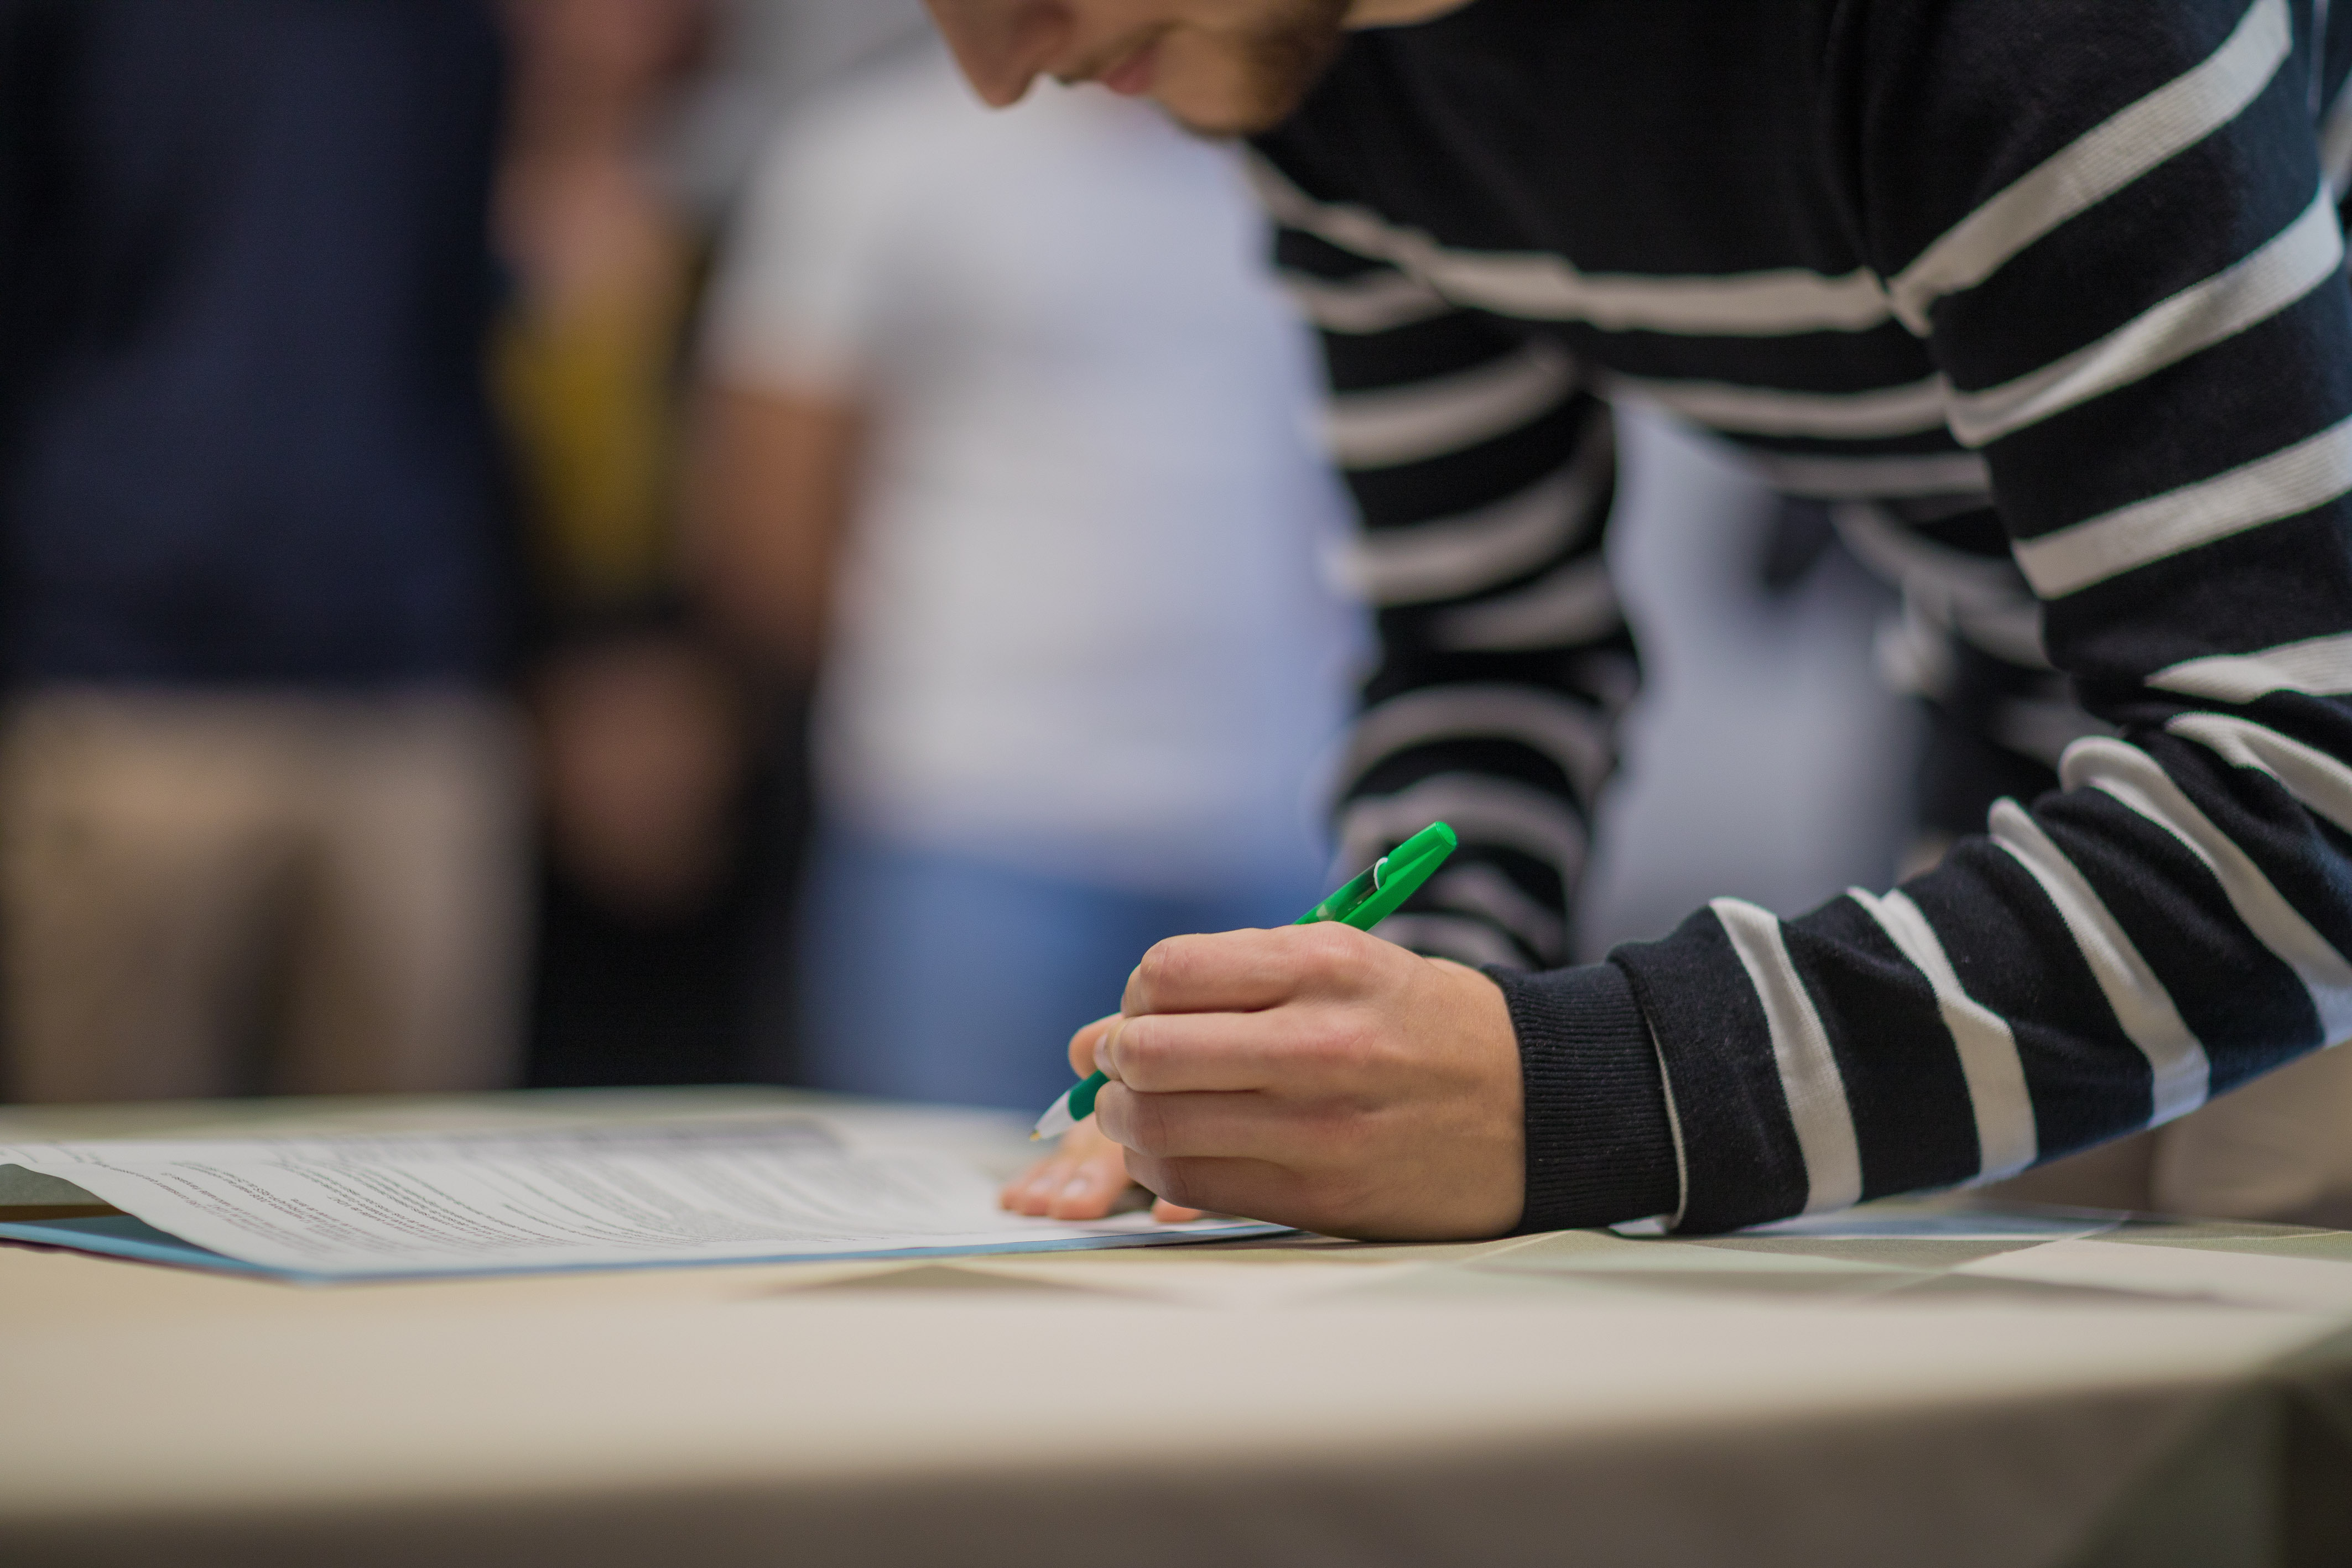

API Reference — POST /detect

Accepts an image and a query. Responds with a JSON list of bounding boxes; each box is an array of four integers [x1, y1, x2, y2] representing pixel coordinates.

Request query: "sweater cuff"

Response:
[[1485, 960, 1679, 1233]]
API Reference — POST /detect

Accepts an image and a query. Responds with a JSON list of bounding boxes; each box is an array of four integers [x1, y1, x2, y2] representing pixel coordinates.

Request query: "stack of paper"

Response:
[[0, 1116, 1278, 1282]]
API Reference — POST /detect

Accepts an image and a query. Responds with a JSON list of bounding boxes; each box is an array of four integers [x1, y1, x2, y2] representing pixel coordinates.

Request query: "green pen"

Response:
[[1030, 821, 1460, 1141]]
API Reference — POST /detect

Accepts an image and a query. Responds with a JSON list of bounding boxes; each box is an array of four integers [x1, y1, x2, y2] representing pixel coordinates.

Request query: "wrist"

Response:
[[1421, 957, 1527, 1237], [1485, 961, 1680, 1232]]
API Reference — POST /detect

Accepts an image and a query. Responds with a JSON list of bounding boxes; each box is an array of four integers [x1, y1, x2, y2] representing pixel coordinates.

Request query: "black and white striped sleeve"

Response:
[[1258, 163, 1633, 972], [1574, 0, 2352, 1233]]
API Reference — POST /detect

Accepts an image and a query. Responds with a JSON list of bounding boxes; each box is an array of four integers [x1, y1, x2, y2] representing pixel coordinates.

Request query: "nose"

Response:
[[924, 0, 1073, 107]]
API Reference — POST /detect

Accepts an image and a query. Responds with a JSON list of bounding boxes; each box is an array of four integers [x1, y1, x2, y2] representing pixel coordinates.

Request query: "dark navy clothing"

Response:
[[0, 0, 513, 687]]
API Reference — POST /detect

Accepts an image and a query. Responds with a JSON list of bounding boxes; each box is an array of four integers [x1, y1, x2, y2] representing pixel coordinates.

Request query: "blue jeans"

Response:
[[797, 825, 1326, 1112]]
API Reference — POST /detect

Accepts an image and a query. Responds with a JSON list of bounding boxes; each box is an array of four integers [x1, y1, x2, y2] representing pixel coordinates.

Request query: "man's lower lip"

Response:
[[1101, 43, 1157, 96]]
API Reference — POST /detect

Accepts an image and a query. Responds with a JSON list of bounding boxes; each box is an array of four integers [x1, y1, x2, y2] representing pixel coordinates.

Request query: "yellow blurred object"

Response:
[[493, 266, 691, 614]]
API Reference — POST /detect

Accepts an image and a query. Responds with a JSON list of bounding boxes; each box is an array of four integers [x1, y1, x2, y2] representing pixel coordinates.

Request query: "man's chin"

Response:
[[1148, 5, 1346, 138], [1156, 95, 1301, 139], [1153, 59, 1335, 136]]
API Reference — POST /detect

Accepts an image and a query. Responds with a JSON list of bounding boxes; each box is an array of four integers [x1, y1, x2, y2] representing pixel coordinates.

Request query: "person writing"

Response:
[[953, 0, 2352, 1237]]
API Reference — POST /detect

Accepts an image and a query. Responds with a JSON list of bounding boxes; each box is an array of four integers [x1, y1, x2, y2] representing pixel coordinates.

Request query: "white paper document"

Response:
[[0, 1117, 1278, 1281]]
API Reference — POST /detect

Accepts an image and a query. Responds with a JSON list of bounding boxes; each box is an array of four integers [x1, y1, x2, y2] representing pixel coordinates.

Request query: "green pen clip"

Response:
[[1031, 821, 1459, 1141], [1297, 818, 1460, 934]]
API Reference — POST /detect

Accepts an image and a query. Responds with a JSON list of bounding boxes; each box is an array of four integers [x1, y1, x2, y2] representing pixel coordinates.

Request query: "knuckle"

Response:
[[1122, 1149, 1169, 1196], [1093, 1083, 1131, 1141], [1291, 1095, 1362, 1148], [1131, 940, 1184, 1007], [1164, 933, 1210, 977], [1119, 1091, 1176, 1155], [1110, 1017, 1162, 1085], [1147, 1159, 1206, 1211], [1299, 1006, 1382, 1075], [1287, 923, 1364, 983]]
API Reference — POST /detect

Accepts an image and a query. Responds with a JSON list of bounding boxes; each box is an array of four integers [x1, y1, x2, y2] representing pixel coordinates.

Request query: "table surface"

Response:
[[4, 1087, 2350, 1568]]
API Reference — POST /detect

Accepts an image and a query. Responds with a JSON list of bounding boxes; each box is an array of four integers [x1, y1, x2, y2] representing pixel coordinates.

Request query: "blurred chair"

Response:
[[691, 39, 1364, 1111], [0, 1, 527, 1101]]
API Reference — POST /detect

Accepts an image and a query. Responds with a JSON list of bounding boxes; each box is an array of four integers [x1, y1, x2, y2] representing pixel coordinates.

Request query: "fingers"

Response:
[[1068, 949, 1526, 1242], [1123, 1152, 1303, 1230], [998, 1122, 1133, 1219], [1099, 1009, 1293, 1093], [997, 1118, 1211, 1227], [1120, 923, 1388, 1018], [1098, 997, 1385, 1096], [1066, 1013, 1118, 1078], [1094, 1082, 1303, 1163]]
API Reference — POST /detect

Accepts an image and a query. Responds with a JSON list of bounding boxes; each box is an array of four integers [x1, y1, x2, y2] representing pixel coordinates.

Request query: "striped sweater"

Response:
[[1251, 0, 2352, 1232]]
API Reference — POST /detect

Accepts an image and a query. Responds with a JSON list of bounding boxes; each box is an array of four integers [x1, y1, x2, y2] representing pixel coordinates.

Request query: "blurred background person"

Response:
[[658, 0, 933, 216], [0, 0, 529, 1103], [497, 0, 706, 634], [502, 0, 950, 1094], [492, 0, 779, 1090], [691, 37, 1365, 1111]]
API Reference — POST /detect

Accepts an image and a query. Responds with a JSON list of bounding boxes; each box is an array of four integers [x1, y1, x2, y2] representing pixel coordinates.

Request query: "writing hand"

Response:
[[998, 1014, 1206, 1223], [1093, 924, 1523, 1239]]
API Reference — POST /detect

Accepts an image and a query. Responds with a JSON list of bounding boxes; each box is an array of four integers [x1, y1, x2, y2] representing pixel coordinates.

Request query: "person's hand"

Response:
[[1000, 1014, 1205, 1223], [998, 1118, 1209, 1223], [1090, 925, 1523, 1240]]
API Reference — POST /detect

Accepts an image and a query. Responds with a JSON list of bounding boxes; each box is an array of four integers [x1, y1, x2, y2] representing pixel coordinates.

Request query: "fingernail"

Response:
[[1059, 1175, 1097, 1201]]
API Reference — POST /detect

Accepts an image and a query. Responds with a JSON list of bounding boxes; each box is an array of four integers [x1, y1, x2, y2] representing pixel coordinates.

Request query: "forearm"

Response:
[[1591, 0, 2352, 1233], [1267, 180, 1637, 970], [682, 383, 863, 678]]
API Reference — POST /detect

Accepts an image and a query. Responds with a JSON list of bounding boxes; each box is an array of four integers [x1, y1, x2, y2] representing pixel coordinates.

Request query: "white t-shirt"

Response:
[[704, 44, 1364, 891]]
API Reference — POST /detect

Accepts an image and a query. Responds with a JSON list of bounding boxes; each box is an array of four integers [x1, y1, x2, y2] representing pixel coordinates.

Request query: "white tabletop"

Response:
[[5, 1088, 2348, 1567]]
